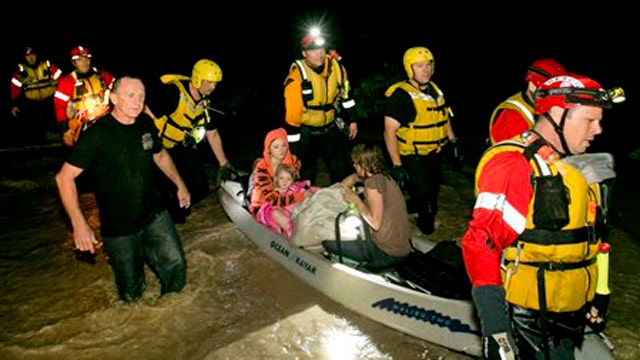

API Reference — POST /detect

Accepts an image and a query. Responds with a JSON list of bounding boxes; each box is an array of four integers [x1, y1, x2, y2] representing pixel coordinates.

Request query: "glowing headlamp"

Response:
[[607, 87, 625, 104], [301, 26, 327, 50]]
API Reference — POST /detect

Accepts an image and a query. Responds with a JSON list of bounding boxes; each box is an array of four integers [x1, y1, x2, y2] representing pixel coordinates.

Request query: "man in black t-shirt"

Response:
[[56, 76, 190, 303]]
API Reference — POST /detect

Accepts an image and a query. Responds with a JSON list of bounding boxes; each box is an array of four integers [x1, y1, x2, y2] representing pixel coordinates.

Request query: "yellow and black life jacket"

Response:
[[480, 132, 601, 313], [153, 75, 211, 149], [16, 61, 58, 101], [71, 71, 110, 123], [488, 91, 535, 143], [384, 81, 451, 155], [293, 56, 348, 127]]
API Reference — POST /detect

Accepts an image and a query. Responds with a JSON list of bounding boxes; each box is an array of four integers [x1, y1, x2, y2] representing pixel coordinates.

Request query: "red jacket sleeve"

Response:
[[54, 75, 75, 122], [51, 64, 62, 80], [461, 151, 533, 286], [490, 109, 532, 144], [99, 70, 115, 89], [10, 70, 22, 102]]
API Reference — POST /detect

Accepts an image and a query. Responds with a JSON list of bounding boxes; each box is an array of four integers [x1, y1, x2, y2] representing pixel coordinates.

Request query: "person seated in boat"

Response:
[[256, 163, 319, 236], [249, 128, 315, 232], [322, 142, 412, 270]]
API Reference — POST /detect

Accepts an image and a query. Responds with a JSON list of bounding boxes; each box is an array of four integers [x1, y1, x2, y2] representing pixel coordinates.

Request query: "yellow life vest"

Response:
[[154, 75, 210, 149], [70, 71, 110, 123], [293, 56, 345, 127], [384, 81, 451, 155], [488, 91, 535, 144], [17, 61, 58, 101], [479, 133, 601, 313]]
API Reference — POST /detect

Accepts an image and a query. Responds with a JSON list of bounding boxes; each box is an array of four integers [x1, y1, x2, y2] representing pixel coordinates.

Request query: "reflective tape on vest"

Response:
[[341, 99, 355, 109], [287, 133, 301, 143]]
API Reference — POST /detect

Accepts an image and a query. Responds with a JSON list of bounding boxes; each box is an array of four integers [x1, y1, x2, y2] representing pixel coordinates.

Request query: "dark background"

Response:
[[2, 5, 638, 162]]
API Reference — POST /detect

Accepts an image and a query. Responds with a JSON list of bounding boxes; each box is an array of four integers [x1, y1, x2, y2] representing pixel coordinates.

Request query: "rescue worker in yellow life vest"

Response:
[[54, 46, 115, 147], [383, 46, 461, 235], [10, 46, 62, 146], [461, 73, 625, 359], [487, 58, 567, 145], [145, 59, 237, 224], [284, 28, 357, 185]]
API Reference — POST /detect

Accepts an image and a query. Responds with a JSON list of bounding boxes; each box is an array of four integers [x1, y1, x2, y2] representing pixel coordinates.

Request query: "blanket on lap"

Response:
[[289, 183, 351, 248]]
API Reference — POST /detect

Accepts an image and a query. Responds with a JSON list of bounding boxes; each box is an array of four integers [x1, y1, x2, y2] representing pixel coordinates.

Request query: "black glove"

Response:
[[586, 293, 610, 333], [390, 165, 410, 190], [449, 139, 464, 172], [219, 163, 239, 182], [472, 286, 518, 360]]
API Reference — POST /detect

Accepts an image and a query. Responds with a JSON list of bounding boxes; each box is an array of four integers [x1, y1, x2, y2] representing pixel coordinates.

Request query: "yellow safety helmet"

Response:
[[403, 47, 434, 79], [191, 59, 223, 88]]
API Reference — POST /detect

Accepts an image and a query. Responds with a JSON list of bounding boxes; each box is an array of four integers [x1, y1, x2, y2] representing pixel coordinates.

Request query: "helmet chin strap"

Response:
[[190, 81, 204, 102], [541, 110, 573, 156]]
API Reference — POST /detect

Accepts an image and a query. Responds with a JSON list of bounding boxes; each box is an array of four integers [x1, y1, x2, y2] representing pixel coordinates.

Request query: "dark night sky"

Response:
[[2, 5, 638, 157]]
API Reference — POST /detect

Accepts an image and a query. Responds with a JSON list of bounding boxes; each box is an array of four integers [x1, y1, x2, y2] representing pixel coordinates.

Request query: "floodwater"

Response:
[[1, 144, 639, 360]]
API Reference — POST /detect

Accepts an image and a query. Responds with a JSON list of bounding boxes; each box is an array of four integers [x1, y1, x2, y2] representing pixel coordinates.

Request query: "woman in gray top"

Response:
[[322, 142, 412, 270]]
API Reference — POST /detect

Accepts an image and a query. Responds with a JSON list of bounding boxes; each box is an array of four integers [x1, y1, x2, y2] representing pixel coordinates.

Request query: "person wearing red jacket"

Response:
[[487, 58, 567, 145], [462, 73, 624, 359], [54, 45, 115, 147], [9, 46, 62, 146]]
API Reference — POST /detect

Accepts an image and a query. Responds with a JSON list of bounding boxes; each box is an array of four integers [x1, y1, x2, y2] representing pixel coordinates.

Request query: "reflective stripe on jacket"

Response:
[[476, 133, 600, 312], [54, 68, 114, 123], [11, 61, 61, 101], [284, 56, 350, 128]]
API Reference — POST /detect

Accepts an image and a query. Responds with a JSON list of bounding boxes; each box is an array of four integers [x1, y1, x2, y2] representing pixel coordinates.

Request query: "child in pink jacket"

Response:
[[256, 163, 318, 236]]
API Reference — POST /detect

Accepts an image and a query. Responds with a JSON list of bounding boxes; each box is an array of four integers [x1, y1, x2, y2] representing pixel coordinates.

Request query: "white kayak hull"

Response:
[[218, 181, 613, 359]]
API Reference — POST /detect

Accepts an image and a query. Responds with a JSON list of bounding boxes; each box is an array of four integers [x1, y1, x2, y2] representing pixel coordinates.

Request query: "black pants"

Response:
[[403, 152, 443, 235], [103, 210, 187, 302], [510, 304, 586, 359], [296, 123, 352, 185], [322, 221, 405, 270], [10, 98, 57, 146]]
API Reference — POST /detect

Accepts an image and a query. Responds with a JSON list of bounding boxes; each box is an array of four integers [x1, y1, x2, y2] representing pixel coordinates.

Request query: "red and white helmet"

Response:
[[534, 74, 614, 115], [301, 34, 326, 50], [526, 58, 567, 88], [70, 46, 92, 60]]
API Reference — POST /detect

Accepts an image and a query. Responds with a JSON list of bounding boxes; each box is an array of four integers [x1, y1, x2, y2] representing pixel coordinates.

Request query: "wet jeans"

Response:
[[103, 210, 187, 302]]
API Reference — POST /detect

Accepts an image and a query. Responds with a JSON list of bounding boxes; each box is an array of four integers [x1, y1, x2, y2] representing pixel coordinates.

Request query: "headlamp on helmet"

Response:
[[70, 46, 91, 60], [607, 87, 626, 104], [301, 26, 327, 50], [403, 47, 434, 79], [191, 59, 223, 88], [534, 74, 625, 115]]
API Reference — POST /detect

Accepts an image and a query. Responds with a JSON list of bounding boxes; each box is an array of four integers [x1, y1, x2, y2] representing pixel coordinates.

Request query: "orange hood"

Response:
[[262, 128, 295, 178]]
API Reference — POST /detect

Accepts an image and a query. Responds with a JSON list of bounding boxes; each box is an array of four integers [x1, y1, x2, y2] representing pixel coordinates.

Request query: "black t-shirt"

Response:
[[384, 82, 439, 126], [67, 113, 165, 237]]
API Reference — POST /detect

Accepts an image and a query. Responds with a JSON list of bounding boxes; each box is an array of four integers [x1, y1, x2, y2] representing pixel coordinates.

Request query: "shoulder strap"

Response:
[[294, 60, 308, 81], [294, 60, 313, 107]]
